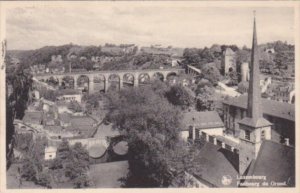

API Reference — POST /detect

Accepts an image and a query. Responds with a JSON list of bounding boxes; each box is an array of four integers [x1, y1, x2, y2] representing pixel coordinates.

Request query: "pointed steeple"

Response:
[[239, 11, 271, 128], [247, 12, 261, 121]]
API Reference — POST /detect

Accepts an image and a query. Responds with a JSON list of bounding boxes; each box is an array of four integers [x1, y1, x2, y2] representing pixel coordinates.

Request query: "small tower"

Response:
[[238, 13, 272, 175], [222, 47, 237, 75]]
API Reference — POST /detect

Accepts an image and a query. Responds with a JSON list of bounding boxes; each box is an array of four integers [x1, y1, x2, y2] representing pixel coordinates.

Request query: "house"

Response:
[[44, 125, 77, 139], [187, 16, 295, 187], [22, 111, 44, 129], [44, 146, 57, 160], [56, 89, 83, 103], [223, 95, 295, 145], [180, 110, 225, 141]]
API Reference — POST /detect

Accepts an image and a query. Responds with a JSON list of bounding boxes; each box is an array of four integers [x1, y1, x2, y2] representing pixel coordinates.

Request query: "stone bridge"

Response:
[[34, 68, 184, 93]]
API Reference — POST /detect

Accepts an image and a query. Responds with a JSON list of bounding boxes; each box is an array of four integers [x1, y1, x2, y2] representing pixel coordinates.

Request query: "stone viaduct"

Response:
[[34, 68, 185, 94]]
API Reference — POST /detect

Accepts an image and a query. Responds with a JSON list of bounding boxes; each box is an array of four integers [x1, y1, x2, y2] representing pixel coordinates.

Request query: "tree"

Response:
[[50, 141, 90, 188], [106, 86, 183, 187], [165, 85, 194, 110], [6, 64, 33, 169], [195, 84, 216, 111], [201, 63, 221, 85]]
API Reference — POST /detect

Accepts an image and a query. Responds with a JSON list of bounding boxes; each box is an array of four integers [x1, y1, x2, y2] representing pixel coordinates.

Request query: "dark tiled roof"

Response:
[[192, 142, 239, 187], [44, 125, 63, 133], [239, 117, 272, 128], [245, 140, 295, 186], [70, 116, 96, 128], [182, 110, 224, 130], [223, 95, 295, 121], [23, 111, 43, 125]]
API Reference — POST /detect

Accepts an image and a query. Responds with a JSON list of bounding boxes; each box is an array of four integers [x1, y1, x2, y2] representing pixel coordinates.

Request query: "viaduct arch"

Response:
[[34, 68, 184, 94]]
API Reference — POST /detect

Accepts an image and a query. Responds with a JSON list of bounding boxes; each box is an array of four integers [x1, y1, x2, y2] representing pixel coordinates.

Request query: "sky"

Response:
[[4, 2, 295, 50]]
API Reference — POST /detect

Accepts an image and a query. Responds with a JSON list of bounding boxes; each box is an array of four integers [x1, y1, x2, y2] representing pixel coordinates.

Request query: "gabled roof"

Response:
[[192, 142, 239, 187], [223, 95, 295, 121], [181, 110, 224, 130], [244, 140, 295, 187]]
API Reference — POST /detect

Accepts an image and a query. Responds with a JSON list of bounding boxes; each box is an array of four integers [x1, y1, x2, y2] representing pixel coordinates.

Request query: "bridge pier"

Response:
[[119, 78, 123, 90], [89, 81, 94, 94], [133, 74, 139, 87], [105, 79, 109, 92]]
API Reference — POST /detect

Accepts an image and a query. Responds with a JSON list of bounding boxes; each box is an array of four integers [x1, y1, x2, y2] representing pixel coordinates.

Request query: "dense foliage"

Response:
[[106, 82, 188, 187], [49, 140, 90, 188], [6, 64, 33, 169]]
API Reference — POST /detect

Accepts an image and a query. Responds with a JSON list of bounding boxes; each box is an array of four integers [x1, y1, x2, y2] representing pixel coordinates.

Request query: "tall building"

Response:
[[183, 14, 295, 187], [237, 16, 272, 175]]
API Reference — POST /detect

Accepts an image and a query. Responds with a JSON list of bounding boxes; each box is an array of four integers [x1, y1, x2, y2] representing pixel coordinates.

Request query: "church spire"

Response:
[[246, 11, 262, 122]]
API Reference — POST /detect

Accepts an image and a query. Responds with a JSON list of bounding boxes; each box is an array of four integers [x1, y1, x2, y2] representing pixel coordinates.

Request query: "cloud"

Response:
[[5, 3, 294, 50]]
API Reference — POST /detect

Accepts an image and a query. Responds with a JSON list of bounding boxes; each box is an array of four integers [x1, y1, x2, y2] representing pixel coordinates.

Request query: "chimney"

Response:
[[284, 138, 289, 146], [213, 137, 217, 145], [222, 142, 226, 148]]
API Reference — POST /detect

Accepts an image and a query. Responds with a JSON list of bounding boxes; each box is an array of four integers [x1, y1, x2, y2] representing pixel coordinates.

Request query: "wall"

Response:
[[223, 104, 295, 145], [203, 127, 225, 136]]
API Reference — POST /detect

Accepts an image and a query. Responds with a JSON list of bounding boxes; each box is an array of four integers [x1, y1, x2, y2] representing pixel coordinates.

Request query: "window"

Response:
[[261, 130, 265, 140], [245, 130, 250, 141], [195, 129, 200, 139], [188, 126, 193, 139]]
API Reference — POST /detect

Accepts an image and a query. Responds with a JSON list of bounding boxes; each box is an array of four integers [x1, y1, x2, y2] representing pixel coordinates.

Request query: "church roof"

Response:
[[191, 142, 239, 187], [223, 95, 295, 122], [244, 140, 295, 186], [238, 117, 272, 128]]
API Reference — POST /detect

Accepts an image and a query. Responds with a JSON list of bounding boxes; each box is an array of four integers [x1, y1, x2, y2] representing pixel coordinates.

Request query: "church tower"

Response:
[[238, 13, 272, 175]]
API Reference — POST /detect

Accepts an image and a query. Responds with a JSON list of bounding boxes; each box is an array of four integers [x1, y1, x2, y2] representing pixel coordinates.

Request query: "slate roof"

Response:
[[192, 142, 239, 187], [239, 117, 272, 128], [44, 125, 63, 133], [70, 116, 96, 129], [181, 110, 224, 131], [223, 95, 295, 121], [244, 140, 295, 187], [22, 111, 43, 125]]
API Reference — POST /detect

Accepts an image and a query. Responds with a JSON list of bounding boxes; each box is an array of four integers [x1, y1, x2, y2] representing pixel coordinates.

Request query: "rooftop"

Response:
[[181, 110, 224, 130], [89, 161, 129, 188], [22, 111, 43, 125], [223, 95, 295, 121], [192, 142, 239, 187], [245, 140, 295, 186], [57, 89, 82, 96]]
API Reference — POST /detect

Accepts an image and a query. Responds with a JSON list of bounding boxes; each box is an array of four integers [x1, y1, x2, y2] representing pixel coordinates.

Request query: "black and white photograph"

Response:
[[0, 1, 298, 191]]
